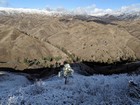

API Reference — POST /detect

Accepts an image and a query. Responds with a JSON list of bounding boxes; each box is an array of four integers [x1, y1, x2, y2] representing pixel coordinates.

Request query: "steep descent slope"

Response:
[[0, 25, 69, 70], [116, 20, 140, 59], [48, 18, 137, 63]]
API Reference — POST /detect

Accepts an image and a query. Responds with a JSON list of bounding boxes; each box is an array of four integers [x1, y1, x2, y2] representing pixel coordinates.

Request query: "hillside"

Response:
[[0, 71, 140, 105], [0, 8, 140, 70]]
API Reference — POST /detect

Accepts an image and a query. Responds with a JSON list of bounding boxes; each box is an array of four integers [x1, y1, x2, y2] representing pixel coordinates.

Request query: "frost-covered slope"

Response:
[[0, 71, 31, 92], [0, 72, 140, 105]]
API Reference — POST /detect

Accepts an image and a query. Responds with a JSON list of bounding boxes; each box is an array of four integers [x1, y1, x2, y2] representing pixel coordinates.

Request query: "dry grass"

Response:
[[0, 14, 140, 69]]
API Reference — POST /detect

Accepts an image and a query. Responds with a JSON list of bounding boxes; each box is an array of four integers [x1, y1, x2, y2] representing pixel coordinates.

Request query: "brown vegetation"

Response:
[[0, 14, 140, 70]]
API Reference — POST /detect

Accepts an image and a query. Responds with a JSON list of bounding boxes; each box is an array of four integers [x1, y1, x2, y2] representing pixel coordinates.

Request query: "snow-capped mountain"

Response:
[[0, 7, 50, 15], [0, 7, 70, 16], [118, 12, 140, 20], [0, 7, 140, 70], [0, 7, 140, 20], [102, 11, 140, 21]]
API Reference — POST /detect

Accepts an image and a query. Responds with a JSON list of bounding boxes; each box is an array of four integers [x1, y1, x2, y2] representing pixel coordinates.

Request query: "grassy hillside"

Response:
[[0, 14, 140, 70]]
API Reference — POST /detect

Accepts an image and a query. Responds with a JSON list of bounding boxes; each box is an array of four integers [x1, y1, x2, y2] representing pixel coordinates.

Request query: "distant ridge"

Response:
[[1, 7, 140, 20]]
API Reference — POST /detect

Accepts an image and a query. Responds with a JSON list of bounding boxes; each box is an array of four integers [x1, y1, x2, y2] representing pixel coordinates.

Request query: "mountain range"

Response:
[[0, 8, 140, 70]]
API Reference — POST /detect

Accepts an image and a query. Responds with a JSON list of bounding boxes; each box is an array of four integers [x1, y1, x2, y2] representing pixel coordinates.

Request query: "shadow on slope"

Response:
[[0, 60, 140, 82]]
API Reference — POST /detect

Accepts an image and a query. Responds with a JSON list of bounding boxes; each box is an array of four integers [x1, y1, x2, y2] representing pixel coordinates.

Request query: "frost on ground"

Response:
[[0, 71, 140, 105]]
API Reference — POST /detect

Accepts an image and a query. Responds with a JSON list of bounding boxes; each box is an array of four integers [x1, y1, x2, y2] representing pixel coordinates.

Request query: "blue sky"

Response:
[[0, 0, 140, 10]]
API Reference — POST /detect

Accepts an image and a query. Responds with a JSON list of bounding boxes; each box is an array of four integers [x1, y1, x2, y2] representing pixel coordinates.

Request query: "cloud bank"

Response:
[[46, 4, 140, 16], [0, 3, 140, 16]]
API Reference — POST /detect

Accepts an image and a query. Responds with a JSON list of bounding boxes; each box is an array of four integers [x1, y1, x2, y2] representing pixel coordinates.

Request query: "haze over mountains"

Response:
[[0, 8, 140, 70]]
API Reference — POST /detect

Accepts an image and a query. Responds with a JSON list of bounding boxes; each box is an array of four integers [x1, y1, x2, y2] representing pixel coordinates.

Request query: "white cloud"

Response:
[[43, 3, 140, 16], [45, 4, 116, 16], [118, 4, 140, 13], [0, 3, 140, 16], [71, 4, 140, 16], [56, 7, 68, 12], [71, 5, 114, 16]]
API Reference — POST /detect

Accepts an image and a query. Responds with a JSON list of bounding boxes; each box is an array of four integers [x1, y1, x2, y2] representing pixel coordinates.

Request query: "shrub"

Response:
[[24, 58, 40, 66], [54, 56, 62, 61], [43, 56, 53, 62]]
